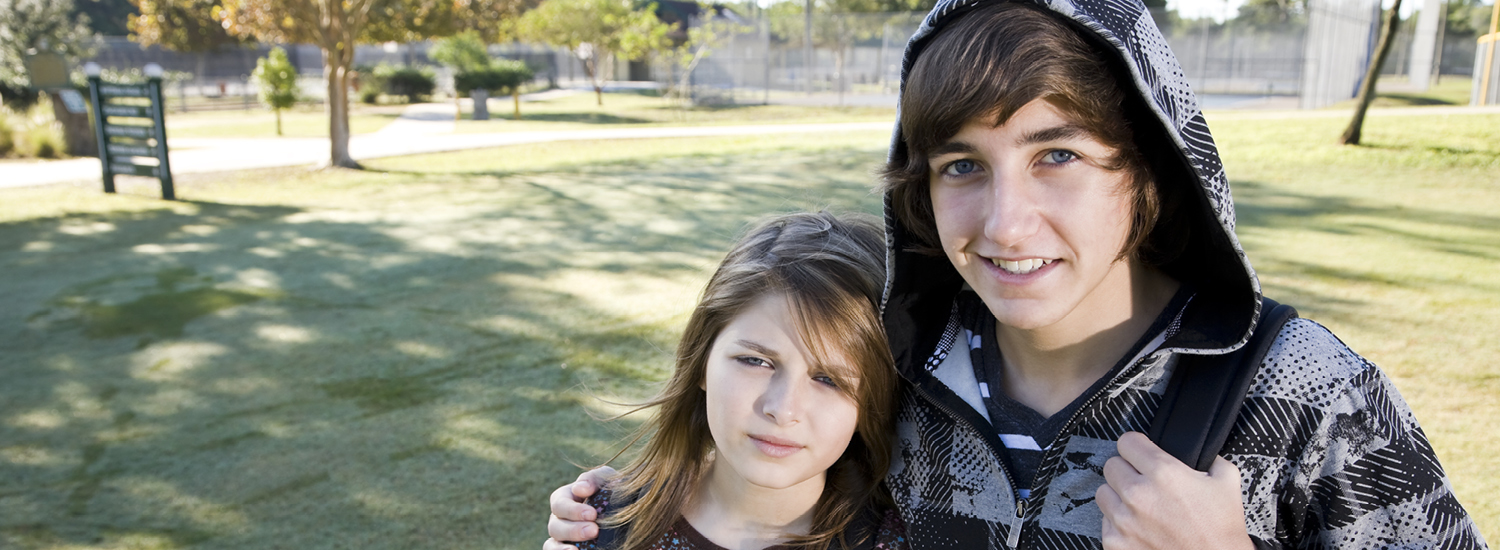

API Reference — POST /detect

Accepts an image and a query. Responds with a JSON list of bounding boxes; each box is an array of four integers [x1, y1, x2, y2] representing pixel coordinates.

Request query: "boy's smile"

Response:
[[927, 98, 1138, 336]]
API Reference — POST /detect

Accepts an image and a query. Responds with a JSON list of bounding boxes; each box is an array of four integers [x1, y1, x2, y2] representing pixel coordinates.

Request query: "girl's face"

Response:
[[701, 293, 860, 493]]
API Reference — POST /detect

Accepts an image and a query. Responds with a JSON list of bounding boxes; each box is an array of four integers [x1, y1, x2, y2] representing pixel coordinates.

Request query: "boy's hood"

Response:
[[881, 0, 1263, 373]]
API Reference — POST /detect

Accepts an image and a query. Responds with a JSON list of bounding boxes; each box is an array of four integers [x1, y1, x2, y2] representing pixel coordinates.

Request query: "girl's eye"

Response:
[[736, 356, 772, 368], [812, 375, 839, 389], [941, 159, 980, 177], [1042, 150, 1078, 165]]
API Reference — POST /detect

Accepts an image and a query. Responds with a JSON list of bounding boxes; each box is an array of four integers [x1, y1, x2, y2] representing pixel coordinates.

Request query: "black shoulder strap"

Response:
[[1148, 297, 1298, 472]]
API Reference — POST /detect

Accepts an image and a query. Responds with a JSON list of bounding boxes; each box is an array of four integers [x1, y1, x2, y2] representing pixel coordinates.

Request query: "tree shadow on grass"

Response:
[[507, 112, 654, 125], [0, 146, 884, 549], [1233, 178, 1500, 330]]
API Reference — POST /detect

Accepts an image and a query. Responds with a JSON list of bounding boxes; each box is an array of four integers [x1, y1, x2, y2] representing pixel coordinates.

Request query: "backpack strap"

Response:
[[1147, 297, 1298, 472]]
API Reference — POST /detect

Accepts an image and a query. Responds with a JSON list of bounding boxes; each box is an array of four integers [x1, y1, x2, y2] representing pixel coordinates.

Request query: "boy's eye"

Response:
[[941, 159, 980, 176], [1042, 150, 1077, 164]]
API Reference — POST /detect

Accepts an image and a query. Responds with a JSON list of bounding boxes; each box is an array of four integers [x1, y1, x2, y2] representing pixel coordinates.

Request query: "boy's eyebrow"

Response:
[[926, 124, 1092, 159], [735, 339, 781, 360], [1018, 124, 1090, 146], [926, 141, 978, 159]]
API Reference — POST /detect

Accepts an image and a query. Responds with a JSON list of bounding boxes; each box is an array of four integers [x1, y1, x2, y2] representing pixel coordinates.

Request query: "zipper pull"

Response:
[[1006, 499, 1026, 548]]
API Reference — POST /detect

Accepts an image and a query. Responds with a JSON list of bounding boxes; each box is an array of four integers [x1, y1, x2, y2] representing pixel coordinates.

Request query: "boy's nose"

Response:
[[983, 173, 1041, 248]]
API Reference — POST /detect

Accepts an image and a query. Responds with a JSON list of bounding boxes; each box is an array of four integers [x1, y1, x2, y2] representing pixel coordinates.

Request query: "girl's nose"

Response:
[[759, 375, 804, 426]]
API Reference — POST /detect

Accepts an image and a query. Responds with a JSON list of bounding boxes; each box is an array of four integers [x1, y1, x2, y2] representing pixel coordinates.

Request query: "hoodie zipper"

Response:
[[905, 348, 1170, 549], [906, 379, 1030, 548]]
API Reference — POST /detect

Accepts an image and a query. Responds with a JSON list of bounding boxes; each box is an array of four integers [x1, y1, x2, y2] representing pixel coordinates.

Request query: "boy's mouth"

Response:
[[990, 257, 1053, 275]]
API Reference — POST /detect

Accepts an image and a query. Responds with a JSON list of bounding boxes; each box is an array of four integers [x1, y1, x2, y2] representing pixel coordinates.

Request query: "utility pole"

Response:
[[805, 0, 814, 95]]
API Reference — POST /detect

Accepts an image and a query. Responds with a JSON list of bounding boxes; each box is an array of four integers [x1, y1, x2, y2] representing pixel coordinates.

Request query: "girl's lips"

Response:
[[749, 435, 802, 458]]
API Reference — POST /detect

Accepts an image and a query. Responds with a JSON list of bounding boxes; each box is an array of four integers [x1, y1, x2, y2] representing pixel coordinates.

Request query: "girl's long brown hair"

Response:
[[600, 211, 898, 550]]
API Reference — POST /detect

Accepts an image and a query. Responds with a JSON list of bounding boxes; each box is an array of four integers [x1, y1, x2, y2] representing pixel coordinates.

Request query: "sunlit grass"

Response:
[[1, 111, 1497, 547], [450, 89, 895, 134], [164, 105, 405, 139]]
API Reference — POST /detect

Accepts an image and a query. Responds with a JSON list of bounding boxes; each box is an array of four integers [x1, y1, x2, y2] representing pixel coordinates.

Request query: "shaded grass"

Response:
[[1208, 111, 1500, 543], [0, 131, 890, 549], [1325, 76, 1477, 108], [1, 111, 1497, 547]]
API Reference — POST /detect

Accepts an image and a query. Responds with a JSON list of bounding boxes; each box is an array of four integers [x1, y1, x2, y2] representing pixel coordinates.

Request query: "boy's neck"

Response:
[[681, 458, 823, 550], [995, 259, 1180, 418]]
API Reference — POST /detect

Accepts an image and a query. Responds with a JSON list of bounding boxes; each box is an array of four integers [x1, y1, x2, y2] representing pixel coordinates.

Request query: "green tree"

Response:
[[663, 8, 748, 105], [252, 46, 300, 135], [74, 0, 138, 35], [1233, 0, 1307, 29], [129, 0, 247, 82], [0, 0, 97, 109], [430, 29, 492, 73], [766, 0, 886, 100], [214, 0, 531, 168], [515, 0, 672, 105], [454, 58, 533, 118]]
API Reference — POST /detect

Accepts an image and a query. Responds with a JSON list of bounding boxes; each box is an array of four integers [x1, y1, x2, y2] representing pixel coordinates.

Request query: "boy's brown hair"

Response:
[[884, 2, 1187, 265]]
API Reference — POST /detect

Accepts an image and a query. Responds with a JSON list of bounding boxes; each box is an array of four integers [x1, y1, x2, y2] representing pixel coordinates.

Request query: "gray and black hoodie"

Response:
[[878, 0, 1489, 548]]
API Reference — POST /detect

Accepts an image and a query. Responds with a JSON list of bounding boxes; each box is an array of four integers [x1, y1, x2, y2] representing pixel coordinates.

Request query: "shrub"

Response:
[[354, 64, 384, 104], [375, 65, 436, 103], [24, 123, 65, 158], [453, 60, 534, 96], [0, 112, 15, 157]]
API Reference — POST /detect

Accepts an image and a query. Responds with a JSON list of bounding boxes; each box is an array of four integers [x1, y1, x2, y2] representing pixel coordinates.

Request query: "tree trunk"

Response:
[[1340, 0, 1403, 145], [581, 55, 603, 106], [275, 108, 283, 136], [513, 91, 521, 120], [324, 52, 360, 168]]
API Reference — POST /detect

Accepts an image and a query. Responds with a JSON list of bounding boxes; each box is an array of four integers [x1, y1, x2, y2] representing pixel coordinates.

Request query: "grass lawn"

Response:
[[451, 90, 895, 134], [1327, 75, 1477, 108], [163, 105, 407, 139], [1, 112, 1497, 548]]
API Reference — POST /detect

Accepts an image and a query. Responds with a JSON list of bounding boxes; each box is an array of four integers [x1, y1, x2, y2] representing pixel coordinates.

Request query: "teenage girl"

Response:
[[568, 212, 908, 550]]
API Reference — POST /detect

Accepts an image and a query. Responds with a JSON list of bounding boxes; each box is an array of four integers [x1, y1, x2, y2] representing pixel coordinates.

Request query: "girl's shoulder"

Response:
[[840, 506, 909, 550], [865, 507, 910, 550]]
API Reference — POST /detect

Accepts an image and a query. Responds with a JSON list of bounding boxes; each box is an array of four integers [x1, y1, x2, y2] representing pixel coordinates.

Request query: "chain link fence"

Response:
[[80, 3, 1481, 112]]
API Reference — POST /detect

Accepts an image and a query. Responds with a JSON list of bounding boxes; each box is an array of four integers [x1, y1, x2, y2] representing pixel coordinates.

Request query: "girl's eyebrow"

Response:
[[734, 339, 781, 360], [1017, 124, 1089, 146]]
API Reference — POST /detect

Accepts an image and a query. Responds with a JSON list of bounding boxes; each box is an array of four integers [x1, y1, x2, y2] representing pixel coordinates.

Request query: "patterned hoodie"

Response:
[[878, 0, 1489, 548]]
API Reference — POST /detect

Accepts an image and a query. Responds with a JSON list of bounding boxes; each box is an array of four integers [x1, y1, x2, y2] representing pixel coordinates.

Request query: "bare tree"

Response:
[[1340, 0, 1403, 145]]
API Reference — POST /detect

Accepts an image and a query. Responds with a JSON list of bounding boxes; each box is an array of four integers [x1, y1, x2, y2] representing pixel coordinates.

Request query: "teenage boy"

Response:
[[546, 0, 1488, 547]]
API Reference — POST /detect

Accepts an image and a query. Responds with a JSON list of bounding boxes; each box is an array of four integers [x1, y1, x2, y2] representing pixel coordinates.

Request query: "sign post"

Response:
[[86, 63, 176, 200]]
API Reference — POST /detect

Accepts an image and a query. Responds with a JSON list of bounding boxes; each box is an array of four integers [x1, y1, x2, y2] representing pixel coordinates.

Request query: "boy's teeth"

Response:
[[991, 258, 1051, 274]]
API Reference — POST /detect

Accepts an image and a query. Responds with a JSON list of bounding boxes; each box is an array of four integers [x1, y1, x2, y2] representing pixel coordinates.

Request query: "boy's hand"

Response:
[[543, 466, 616, 550], [1096, 432, 1254, 550]]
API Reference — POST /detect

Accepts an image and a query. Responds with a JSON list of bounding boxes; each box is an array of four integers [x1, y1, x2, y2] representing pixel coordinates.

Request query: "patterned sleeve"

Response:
[[570, 488, 614, 550], [1278, 352, 1486, 548]]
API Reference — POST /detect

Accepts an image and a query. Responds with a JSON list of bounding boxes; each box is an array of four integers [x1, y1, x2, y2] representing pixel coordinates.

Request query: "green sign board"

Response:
[[88, 74, 175, 200], [23, 52, 70, 90]]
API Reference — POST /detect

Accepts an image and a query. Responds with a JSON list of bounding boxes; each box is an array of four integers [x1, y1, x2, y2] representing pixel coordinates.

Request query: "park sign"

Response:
[[86, 63, 176, 200]]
